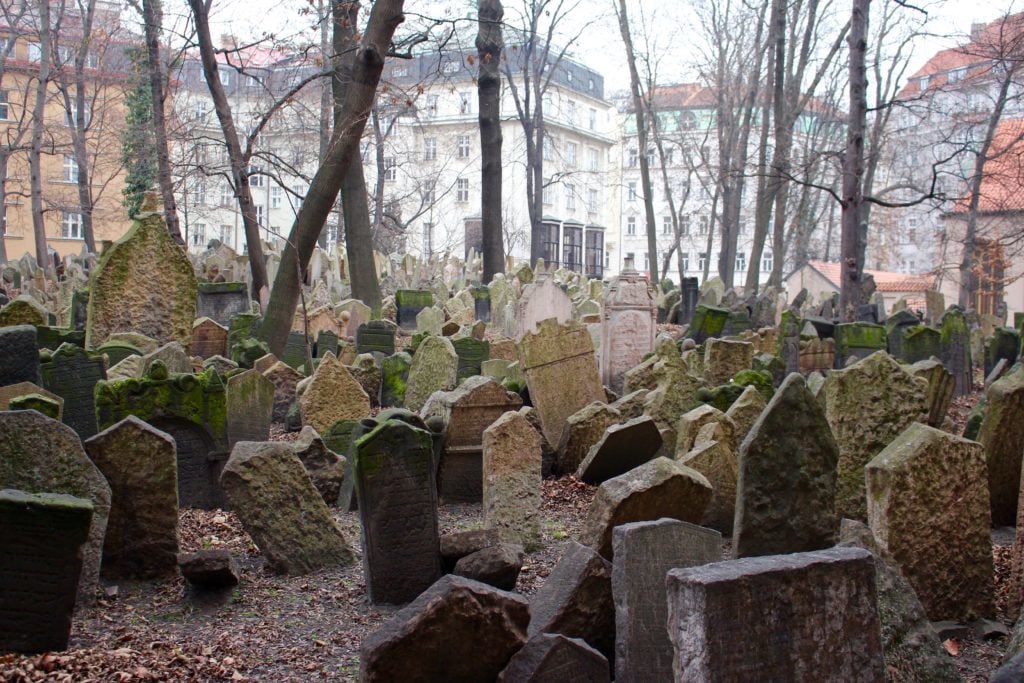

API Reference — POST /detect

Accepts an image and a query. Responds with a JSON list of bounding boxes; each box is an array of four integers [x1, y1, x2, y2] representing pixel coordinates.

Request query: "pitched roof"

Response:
[[805, 260, 936, 293], [947, 118, 1024, 214]]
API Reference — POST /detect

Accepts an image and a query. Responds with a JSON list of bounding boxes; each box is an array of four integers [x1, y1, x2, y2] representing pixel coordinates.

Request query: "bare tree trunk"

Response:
[[477, 0, 504, 282], [616, 0, 658, 284], [259, 0, 402, 355], [839, 0, 869, 321], [371, 108, 386, 236], [746, 84, 774, 291], [0, 153, 8, 263], [29, 0, 51, 269], [187, 0, 268, 300], [316, 0, 332, 249]]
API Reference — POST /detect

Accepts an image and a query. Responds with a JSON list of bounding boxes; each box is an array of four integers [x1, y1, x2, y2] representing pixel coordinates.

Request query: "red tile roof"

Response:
[[806, 260, 936, 293], [947, 118, 1024, 214]]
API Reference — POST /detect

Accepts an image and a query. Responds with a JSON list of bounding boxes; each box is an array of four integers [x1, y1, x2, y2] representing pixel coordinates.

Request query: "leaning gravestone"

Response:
[[0, 489, 93, 653], [498, 633, 609, 683], [288, 426, 346, 506], [226, 369, 274, 448], [667, 548, 885, 681], [906, 358, 955, 429], [84, 416, 178, 579], [85, 204, 197, 349], [866, 423, 993, 622], [404, 335, 458, 413], [979, 366, 1024, 526], [0, 410, 111, 604], [0, 325, 41, 386], [220, 441, 353, 575], [515, 276, 573, 340], [576, 415, 662, 485], [734, 373, 840, 558], [354, 419, 442, 604], [483, 411, 541, 550], [40, 343, 107, 439], [688, 305, 730, 344], [612, 519, 721, 682]]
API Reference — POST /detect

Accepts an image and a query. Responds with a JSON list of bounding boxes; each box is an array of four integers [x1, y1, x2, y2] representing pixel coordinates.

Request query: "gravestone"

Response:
[[906, 358, 955, 428], [724, 384, 765, 443], [3, 384, 64, 420], [316, 329, 339, 360], [262, 360, 303, 423], [901, 325, 941, 364], [778, 309, 801, 374], [472, 286, 491, 322], [940, 306, 972, 396], [678, 277, 699, 325], [288, 426, 346, 506], [0, 410, 111, 604], [866, 423, 993, 622], [483, 411, 542, 550], [666, 548, 885, 681], [196, 281, 249, 325], [280, 330, 310, 370], [354, 419, 442, 604], [40, 343, 107, 439], [380, 351, 412, 408], [612, 519, 721, 682], [557, 402, 622, 475], [452, 336, 490, 383], [688, 305, 730, 344], [356, 320, 397, 357], [884, 310, 918, 360], [221, 441, 352, 574], [986, 327, 1021, 378], [0, 295, 47, 327], [321, 419, 360, 510], [335, 298, 372, 335], [416, 306, 444, 336], [734, 373, 840, 557], [519, 318, 605, 450], [679, 436, 738, 535], [925, 290, 945, 324], [95, 340, 143, 368], [226, 369, 274, 447], [84, 416, 178, 579], [299, 352, 370, 433], [577, 416, 662, 485], [600, 266, 656, 394], [834, 322, 886, 367], [404, 335, 458, 412], [190, 317, 229, 359], [395, 289, 434, 331], [978, 366, 1024, 526], [515, 276, 573, 340], [0, 325, 41, 386], [498, 634, 609, 683], [0, 489, 93, 653], [85, 207, 197, 348], [703, 338, 754, 386], [423, 376, 523, 504], [140, 341, 192, 376]]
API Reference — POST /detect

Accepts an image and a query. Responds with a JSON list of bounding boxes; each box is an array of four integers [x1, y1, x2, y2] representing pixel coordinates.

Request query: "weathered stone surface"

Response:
[[612, 519, 721, 682], [8, 393, 61, 419], [576, 416, 662, 484], [40, 343, 106, 439], [609, 388, 648, 420], [140, 341, 192, 376], [453, 543, 525, 591], [666, 548, 885, 682], [822, 351, 928, 521], [356, 320, 397, 357], [724, 383, 766, 443], [354, 419, 441, 604], [84, 416, 178, 579], [452, 336, 489, 382], [348, 354, 382, 407], [556, 401, 621, 475], [0, 325, 40, 386], [0, 489, 93, 653], [0, 295, 47, 327], [380, 351, 412, 408], [395, 289, 434, 331], [600, 268, 656, 394], [866, 422, 993, 622], [220, 441, 352, 575], [906, 358, 955, 429], [262, 360, 303, 423], [734, 373, 839, 558], [404, 336, 458, 413], [978, 365, 1024, 526], [515, 276, 573, 340], [106, 354, 145, 381], [226, 369, 274, 448], [703, 338, 754, 386], [483, 411, 542, 550], [299, 352, 370, 433], [838, 520, 961, 682], [196, 281, 249, 326], [675, 404, 737, 455], [191, 317, 229, 359], [679, 437, 737, 535], [834, 322, 887, 367], [0, 410, 111, 604], [85, 210, 198, 349], [529, 542, 615, 662], [581, 457, 712, 560], [0, 382, 62, 420], [360, 575, 529, 682], [939, 306, 972, 397], [287, 426, 346, 506], [993, 654, 1024, 683], [440, 528, 502, 572], [178, 549, 239, 590], [498, 633, 610, 683], [519, 318, 605, 450]]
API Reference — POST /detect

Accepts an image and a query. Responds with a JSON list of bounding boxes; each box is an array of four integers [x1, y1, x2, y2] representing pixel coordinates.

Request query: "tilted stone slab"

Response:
[[498, 633, 610, 683], [978, 365, 1024, 526], [576, 415, 662, 485]]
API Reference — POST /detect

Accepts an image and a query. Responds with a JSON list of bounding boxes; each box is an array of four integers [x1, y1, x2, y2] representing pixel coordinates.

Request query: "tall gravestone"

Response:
[[600, 265, 656, 394], [0, 325, 41, 386], [404, 335, 458, 413], [483, 411, 542, 550], [299, 352, 371, 433], [226, 369, 274, 447], [85, 206, 197, 349], [978, 365, 1024, 526], [940, 306, 972, 397], [40, 342, 107, 439], [0, 489, 93, 653], [354, 419, 442, 604], [395, 289, 434, 331]]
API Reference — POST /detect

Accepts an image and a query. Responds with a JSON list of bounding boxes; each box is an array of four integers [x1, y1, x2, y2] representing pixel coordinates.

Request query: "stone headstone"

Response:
[[498, 633, 609, 683], [190, 317, 229, 359], [0, 295, 47, 327], [0, 382, 62, 420], [83, 416, 178, 579], [220, 441, 352, 575], [226, 369, 274, 447], [39, 342, 106, 439], [734, 373, 840, 557], [299, 352, 370, 433], [883, 309, 919, 360], [0, 489, 93, 653], [666, 548, 885, 681], [196, 281, 249, 325], [395, 289, 434, 331], [356, 320, 397, 357], [724, 384, 765, 443], [0, 325, 41, 386], [453, 543, 525, 591], [482, 411, 542, 550], [679, 435, 738, 534], [140, 341, 192, 376], [0, 410, 111, 604], [900, 325, 941, 364], [354, 419, 441, 604], [404, 335, 458, 412], [986, 327, 1021, 378], [834, 322, 886, 367], [600, 267, 656, 394], [702, 338, 754, 386], [85, 210, 197, 348], [380, 351, 412, 408], [612, 519, 720, 682], [557, 402, 621, 475], [515, 276, 573, 340], [287, 426, 346, 506], [866, 423, 993, 621], [977, 365, 1024, 526], [262, 360, 302, 423], [940, 306, 972, 397], [361, 575, 529, 682], [688, 304, 730, 344], [576, 416, 662, 485], [452, 336, 490, 383], [925, 290, 945, 324], [906, 358, 955, 428]]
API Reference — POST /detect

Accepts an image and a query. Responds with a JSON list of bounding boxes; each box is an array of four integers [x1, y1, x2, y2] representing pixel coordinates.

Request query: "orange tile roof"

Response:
[[805, 260, 936, 293], [947, 118, 1024, 214]]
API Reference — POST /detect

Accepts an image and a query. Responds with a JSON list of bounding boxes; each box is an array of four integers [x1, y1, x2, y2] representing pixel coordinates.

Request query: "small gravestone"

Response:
[[321, 419, 360, 510], [96, 340, 144, 367], [676, 404, 737, 455], [220, 441, 352, 574], [901, 325, 941, 364], [0, 325, 41, 386], [666, 548, 885, 681], [335, 299, 373, 335], [380, 351, 412, 408], [866, 423, 993, 622], [482, 411, 541, 550], [0, 489, 93, 653], [724, 384, 765, 443], [689, 305, 730, 344], [557, 402, 621, 475], [280, 330, 310, 370], [416, 306, 444, 336], [140, 341, 192, 375], [315, 329, 339, 360], [940, 306, 972, 396], [84, 416, 178, 579], [0, 410, 111, 604], [515, 276, 573, 340], [262, 360, 303, 423], [354, 419, 442, 604], [404, 335, 458, 412], [472, 286, 491, 322], [226, 369, 274, 447], [884, 310, 921, 360], [979, 366, 1024, 525], [834, 322, 886, 367], [196, 281, 249, 325], [395, 289, 434, 330], [288, 426, 346, 506], [0, 382, 63, 419], [9, 393, 61, 419], [734, 373, 839, 557], [986, 327, 1021, 378], [925, 290, 945, 324], [453, 336, 490, 382], [191, 317, 229, 359], [906, 358, 955, 428], [0, 295, 47, 327], [576, 416, 662, 484], [40, 343, 107, 439], [679, 436, 738, 534], [703, 338, 754, 385], [498, 634, 609, 683], [299, 352, 370, 433], [356, 320, 397, 357], [612, 519, 721, 682]]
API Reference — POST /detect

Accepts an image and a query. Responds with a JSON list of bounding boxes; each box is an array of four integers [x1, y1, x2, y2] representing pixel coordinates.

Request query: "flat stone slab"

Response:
[[576, 416, 663, 484]]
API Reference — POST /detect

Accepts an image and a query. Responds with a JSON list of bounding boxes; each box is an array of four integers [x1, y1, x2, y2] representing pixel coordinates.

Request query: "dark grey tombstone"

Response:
[[453, 337, 490, 383], [316, 330, 339, 359], [322, 418, 361, 511], [576, 416, 663, 484], [395, 289, 434, 331], [380, 352, 412, 408], [0, 325, 40, 386], [40, 342, 106, 439], [779, 310, 800, 375], [884, 309, 919, 360], [151, 416, 222, 510], [70, 289, 89, 331], [498, 633, 610, 683], [679, 277, 699, 326], [196, 282, 250, 326], [356, 320, 397, 357], [985, 327, 1021, 378], [940, 306, 972, 397], [354, 418, 442, 604], [281, 331, 309, 370], [901, 326, 941, 365], [472, 286, 492, 323], [0, 489, 93, 653]]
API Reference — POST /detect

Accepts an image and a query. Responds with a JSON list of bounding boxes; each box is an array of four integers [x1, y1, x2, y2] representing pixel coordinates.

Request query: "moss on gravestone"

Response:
[[731, 369, 774, 401], [231, 338, 270, 369], [9, 393, 62, 420]]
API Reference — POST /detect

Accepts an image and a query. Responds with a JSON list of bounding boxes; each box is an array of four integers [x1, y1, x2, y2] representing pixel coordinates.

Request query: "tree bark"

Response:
[[839, 0, 869, 321], [259, 0, 403, 355], [477, 0, 504, 282], [29, 0, 51, 269], [0, 153, 8, 263]]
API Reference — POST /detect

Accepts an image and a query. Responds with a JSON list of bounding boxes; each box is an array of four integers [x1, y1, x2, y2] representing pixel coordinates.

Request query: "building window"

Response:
[[735, 251, 747, 271], [28, 42, 40, 62], [664, 147, 674, 165], [625, 252, 635, 269], [247, 74, 260, 88], [392, 65, 409, 77], [588, 108, 596, 130], [948, 67, 966, 83], [255, 205, 264, 225], [587, 147, 599, 172], [191, 223, 207, 246], [542, 183, 554, 206], [564, 184, 575, 211], [218, 67, 231, 86], [566, 69, 574, 84], [422, 183, 435, 204], [698, 252, 708, 272], [425, 94, 438, 118], [457, 135, 470, 159], [543, 136, 554, 161], [565, 141, 577, 167], [219, 225, 232, 242], [220, 183, 233, 206], [456, 177, 469, 202], [628, 148, 638, 168], [65, 100, 90, 127], [567, 100, 577, 124], [646, 148, 655, 166], [459, 92, 472, 115], [626, 215, 636, 235], [662, 215, 672, 235], [681, 214, 690, 236], [271, 185, 282, 208], [644, 252, 649, 272], [628, 182, 637, 202], [585, 229, 603, 278], [195, 177, 206, 205], [698, 215, 709, 235], [564, 224, 583, 272], [383, 157, 397, 181], [588, 188, 598, 213], [62, 155, 79, 182], [423, 222, 434, 256], [61, 211, 83, 239], [762, 252, 773, 272], [424, 137, 437, 161], [0, 91, 9, 120], [681, 252, 690, 272], [249, 169, 265, 188], [541, 221, 560, 265]]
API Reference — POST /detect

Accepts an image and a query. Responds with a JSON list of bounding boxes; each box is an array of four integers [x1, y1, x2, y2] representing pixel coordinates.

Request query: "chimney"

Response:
[[971, 22, 986, 42], [220, 34, 236, 50]]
